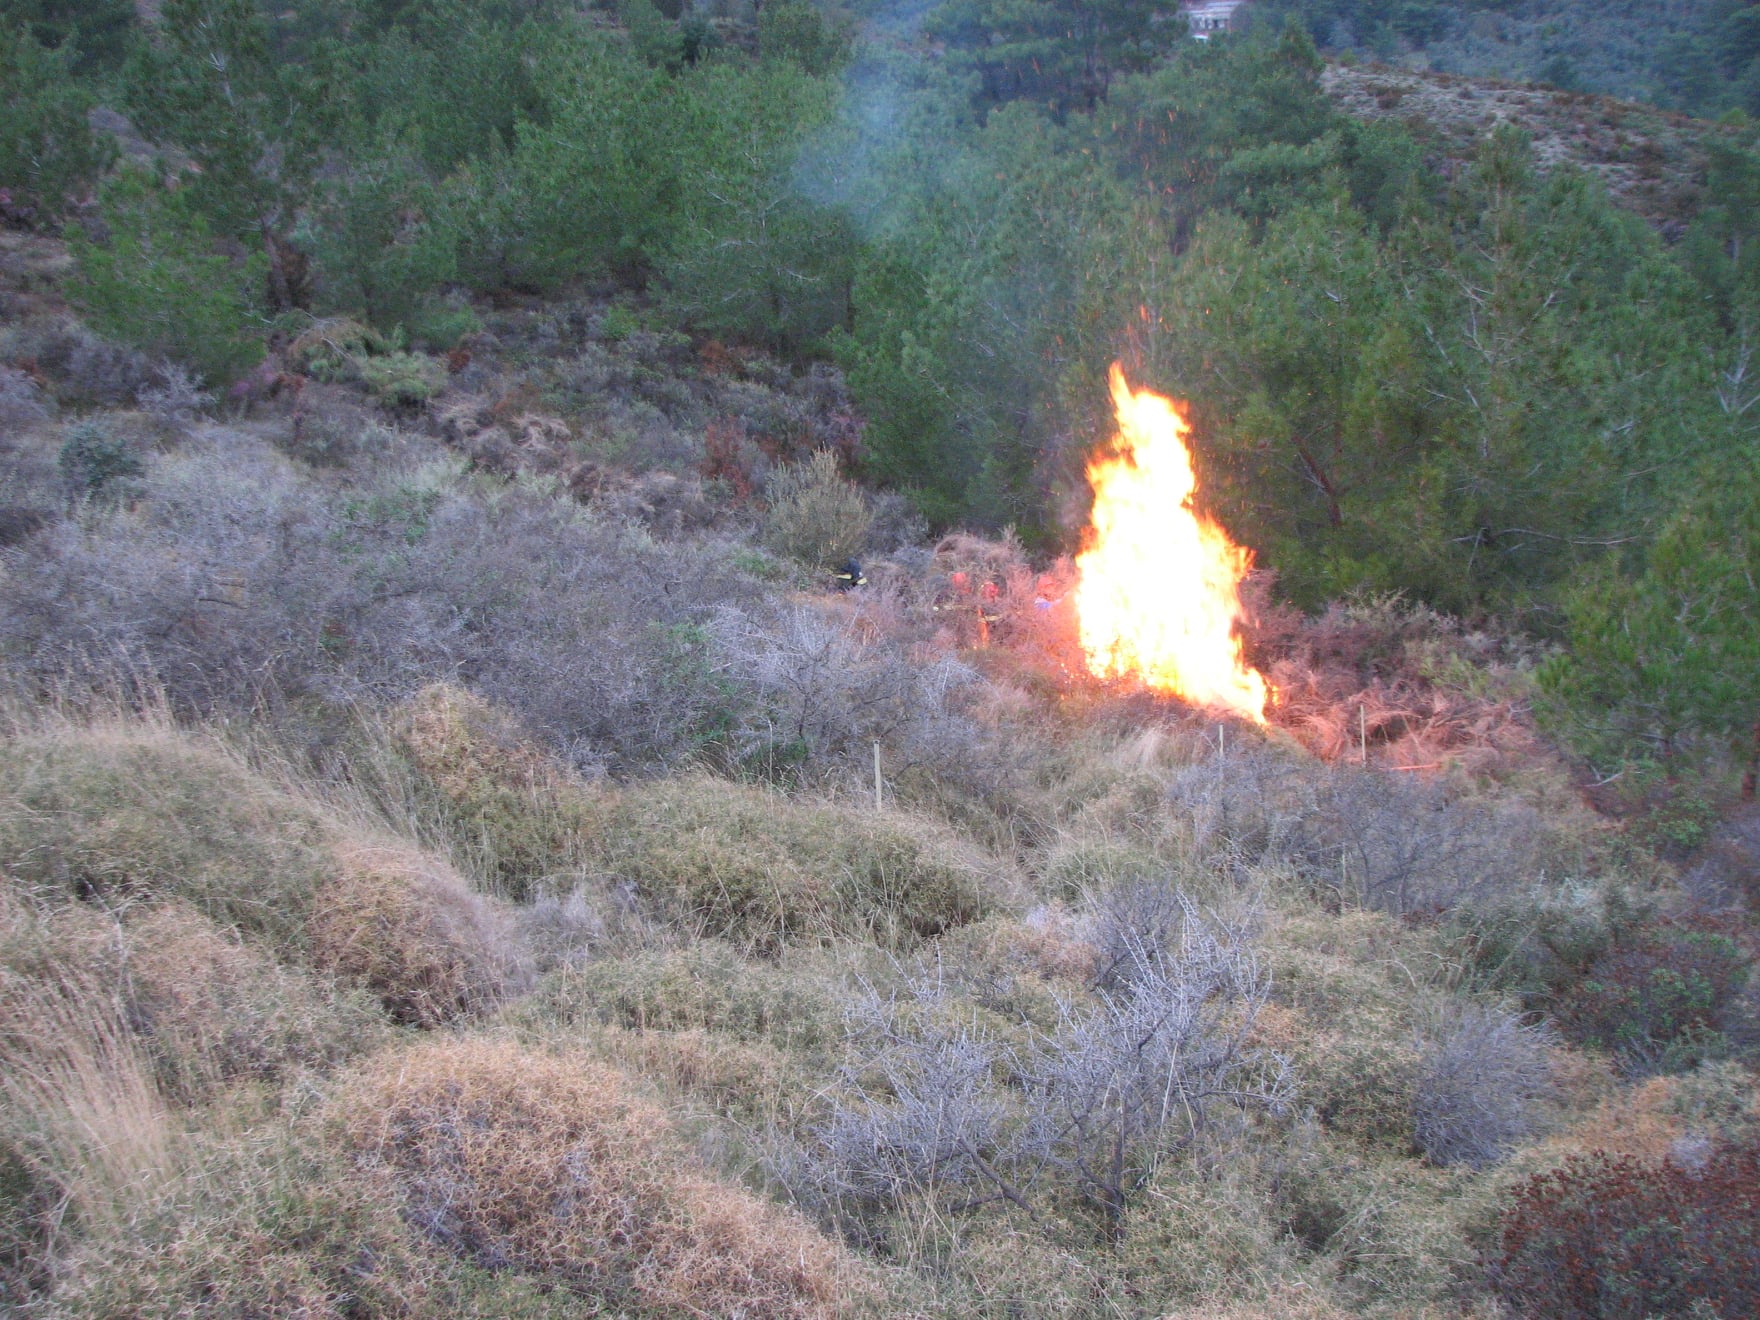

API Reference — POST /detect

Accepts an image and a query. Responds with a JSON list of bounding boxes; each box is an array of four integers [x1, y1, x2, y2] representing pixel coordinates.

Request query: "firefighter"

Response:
[[834, 558, 866, 590]]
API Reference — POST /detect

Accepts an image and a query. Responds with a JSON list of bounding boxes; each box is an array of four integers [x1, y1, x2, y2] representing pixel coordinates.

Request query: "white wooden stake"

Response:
[[1360, 704, 1368, 765], [874, 741, 883, 812]]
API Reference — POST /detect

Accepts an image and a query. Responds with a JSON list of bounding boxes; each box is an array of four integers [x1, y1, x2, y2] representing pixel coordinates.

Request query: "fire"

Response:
[[1073, 363, 1269, 723]]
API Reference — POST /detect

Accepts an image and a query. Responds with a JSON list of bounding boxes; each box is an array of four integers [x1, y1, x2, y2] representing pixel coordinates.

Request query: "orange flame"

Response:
[[1073, 363, 1269, 723]]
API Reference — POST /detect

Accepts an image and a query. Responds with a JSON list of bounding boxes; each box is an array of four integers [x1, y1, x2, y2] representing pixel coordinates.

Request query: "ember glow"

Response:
[[1073, 364, 1270, 724]]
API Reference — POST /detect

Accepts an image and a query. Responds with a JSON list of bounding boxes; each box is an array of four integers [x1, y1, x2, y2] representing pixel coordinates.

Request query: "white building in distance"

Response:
[[1182, 0, 1251, 39]]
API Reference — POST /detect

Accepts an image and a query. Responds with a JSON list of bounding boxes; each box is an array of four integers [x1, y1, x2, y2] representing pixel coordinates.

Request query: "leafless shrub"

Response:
[[0, 433, 768, 771], [1412, 1004, 1554, 1168], [135, 361, 213, 430], [1167, 750, 1554, 916], [24, 322, 154, 407], [1019, 895, 1286, 1232], [0, 366, 51, 432], [783, 895, 1285, 1236], [712, 599, 983, 777]]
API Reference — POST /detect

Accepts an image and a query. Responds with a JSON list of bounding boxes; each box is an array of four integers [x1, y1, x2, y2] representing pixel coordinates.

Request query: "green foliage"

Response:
[[69, 172, 266, 383], [1540, 453, 1760, 759], [56, 421, 140, 498], [0, 22, 112, 226], [1553, 915, 1753, 1074], [758, 0, 852, 73], [303, 143, 459, 332], [122, 0, 345, 260], [0, 0, 135, 76], [357, 351, 446, 408], [762, 449, 872, 571]]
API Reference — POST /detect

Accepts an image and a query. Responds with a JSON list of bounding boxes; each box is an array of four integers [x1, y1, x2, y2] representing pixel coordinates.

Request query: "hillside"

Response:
[[4, 1, 1760, 1316], [1323, 61, 1756, 233]]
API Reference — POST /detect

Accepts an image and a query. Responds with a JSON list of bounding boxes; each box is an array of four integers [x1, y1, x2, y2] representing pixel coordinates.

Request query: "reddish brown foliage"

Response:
[[701, 416, 754, 501], [1495, 1135, 1760, 1318], [1551, 915, 1753, 1071]]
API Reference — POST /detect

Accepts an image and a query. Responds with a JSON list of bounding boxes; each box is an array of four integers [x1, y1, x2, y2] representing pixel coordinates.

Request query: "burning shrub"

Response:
[[336, 1039, 855, 1315], [1494, 1136, 1760, 1318], [306, 845, 522, 1028], [1551, 914, 1753, 1075]]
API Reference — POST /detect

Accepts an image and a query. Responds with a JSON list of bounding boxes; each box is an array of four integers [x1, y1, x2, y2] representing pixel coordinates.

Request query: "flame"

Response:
[[1073, 363, 1269, 723]]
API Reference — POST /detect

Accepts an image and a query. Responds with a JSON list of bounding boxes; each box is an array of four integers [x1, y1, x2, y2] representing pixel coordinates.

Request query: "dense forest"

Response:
[[2, 0, 1759, 1316]]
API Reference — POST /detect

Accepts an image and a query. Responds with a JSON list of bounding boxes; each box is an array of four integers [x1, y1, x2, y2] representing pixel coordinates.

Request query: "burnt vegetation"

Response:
[[2, 0, 1759, 1317]]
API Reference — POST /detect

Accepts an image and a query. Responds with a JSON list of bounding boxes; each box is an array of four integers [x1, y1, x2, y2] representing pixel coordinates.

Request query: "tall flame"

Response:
[[1074, 363, 1269, 723]]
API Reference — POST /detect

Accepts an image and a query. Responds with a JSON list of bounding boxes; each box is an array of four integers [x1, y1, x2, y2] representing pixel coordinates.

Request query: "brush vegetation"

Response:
[[2, 0, 1759, 1315]]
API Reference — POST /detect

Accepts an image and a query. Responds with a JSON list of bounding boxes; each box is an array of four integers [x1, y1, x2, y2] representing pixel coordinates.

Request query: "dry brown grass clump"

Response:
[[0, 929, 173, 1295], [337, 1038, 859, 1317], [124, 902, 386, 1102], [308, 845, 522, 1028]]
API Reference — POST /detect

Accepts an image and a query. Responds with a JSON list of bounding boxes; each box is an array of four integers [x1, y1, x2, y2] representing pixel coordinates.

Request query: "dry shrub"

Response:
[[393, 682, 595, 900], [124, 902, 386, 1103], [1113, 1157, 1306, 1311], [336, 1038, 858, 1316], [595, 776, 1002, 951], [46, 1129, 444, 1320], [1256, 593, 1545, 775], [1167, 747, 1562, 917], [0, 721, 331, 946], [308, 845, 521, 1028], [594, 1026, 797, 1119], [1413, 1004, 1555, 1168], [761, 449, 872, 571]]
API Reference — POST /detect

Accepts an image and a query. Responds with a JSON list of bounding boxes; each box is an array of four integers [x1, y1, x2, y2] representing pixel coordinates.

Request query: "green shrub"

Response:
[[593, 775, 997, 951], [1495, 1136, 1760, 1319], [537, 940, 840, 1058], [69, 171, 266, 384], [1553, 915, 1753, 1075], [761, 450, 872, 573], [358, 351, 447, 409], [56, 420, 142, 498]]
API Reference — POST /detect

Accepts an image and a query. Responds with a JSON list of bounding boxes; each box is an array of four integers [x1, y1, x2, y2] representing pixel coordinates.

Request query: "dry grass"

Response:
[[0, 719, 332, 946], [123, 901, 386, 1103], [592, 775, 1007, 951], [307, 844, 523, 1028], [392, 682, 596, 901], [336, 1038, 862, 1316], [0, 923, 174, 1285]]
